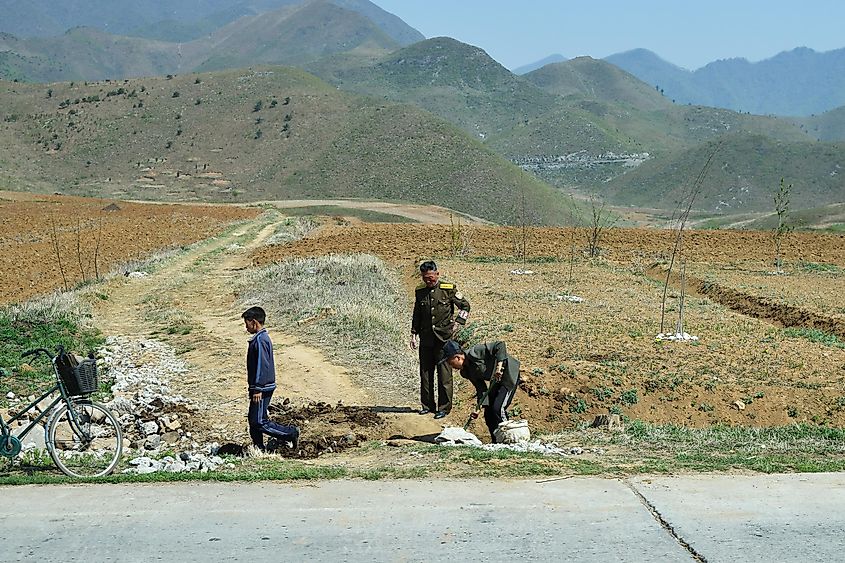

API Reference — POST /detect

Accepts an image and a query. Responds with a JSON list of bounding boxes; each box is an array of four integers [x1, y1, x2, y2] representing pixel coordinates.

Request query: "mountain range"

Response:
[[0, 0, 420, 82], [0, 0, 843, 225], [0, 0, 423, 45], [605, 47, 845, 117], [0, 66, 570, 225]]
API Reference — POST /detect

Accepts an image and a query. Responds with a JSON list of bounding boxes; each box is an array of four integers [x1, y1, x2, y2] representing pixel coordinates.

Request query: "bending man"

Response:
[[441, 339, 521, 442]]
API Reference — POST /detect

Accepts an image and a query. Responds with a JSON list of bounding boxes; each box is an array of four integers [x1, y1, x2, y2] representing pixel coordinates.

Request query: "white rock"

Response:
[[129, 456, 152, 467], [141, 421, 159, 436], [434, 427, 483, 446], [165, 460, 186, 473]]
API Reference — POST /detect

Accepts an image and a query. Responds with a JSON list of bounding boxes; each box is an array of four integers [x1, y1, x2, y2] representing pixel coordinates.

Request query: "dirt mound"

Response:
[[269, 401, 383, 427], [267, 401, 381, 458]]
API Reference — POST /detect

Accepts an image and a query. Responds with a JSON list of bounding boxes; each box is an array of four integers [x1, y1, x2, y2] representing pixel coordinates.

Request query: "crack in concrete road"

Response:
[[625, 479, 708, 562]]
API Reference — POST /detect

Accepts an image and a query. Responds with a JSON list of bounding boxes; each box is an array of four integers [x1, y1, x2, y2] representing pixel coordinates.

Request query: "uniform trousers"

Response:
[[419, 340, 453, 413]]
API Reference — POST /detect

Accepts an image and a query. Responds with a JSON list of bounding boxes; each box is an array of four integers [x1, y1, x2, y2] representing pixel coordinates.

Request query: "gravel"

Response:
[[99, 336, 237, 475]]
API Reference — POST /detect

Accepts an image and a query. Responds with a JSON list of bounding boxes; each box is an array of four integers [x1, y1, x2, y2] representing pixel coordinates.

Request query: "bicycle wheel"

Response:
[[47, 400, 122, 477]]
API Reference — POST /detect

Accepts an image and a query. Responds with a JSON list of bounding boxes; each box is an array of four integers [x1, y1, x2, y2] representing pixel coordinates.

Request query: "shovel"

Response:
[[463, 387, 492, 431]]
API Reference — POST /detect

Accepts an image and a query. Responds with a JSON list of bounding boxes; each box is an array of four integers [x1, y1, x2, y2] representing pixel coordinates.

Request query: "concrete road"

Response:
[[2, 474, 844, 562]]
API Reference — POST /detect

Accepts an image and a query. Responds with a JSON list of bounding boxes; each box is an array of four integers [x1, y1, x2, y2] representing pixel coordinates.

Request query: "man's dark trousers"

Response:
[[483, 374, 520, 443], [419, 340, 452, 413], [248, 390, 297, 448]]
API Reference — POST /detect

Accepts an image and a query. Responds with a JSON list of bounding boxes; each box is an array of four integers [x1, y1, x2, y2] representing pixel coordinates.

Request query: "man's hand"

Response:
[[409, 333, 419, 350], [493, 361, 504, 382], [251, 391, 262, 404], [449, 321, 459, 335]]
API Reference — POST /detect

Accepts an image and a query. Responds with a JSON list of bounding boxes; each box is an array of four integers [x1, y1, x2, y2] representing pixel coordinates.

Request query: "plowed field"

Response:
[[0, 192, 258, 304], [253, 223, 845, 429]]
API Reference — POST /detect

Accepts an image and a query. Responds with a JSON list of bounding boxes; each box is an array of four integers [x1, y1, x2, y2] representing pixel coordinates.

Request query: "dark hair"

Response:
[[241, 306, 266, 324], [419, 260, 438, 273]]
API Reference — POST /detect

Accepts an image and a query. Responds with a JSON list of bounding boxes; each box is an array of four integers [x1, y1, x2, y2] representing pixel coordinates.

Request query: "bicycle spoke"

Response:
[[48, 402, 122, 478]]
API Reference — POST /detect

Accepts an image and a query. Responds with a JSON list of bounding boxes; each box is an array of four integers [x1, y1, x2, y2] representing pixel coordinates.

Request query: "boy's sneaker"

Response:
[[265, 438, 279, 452]]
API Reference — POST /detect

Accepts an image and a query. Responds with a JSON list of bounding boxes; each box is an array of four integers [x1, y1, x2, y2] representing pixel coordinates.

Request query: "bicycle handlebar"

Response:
[[20, 347, 58, 360]]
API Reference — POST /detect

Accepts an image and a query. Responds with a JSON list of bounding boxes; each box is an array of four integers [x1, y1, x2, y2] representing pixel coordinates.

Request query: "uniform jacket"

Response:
[[411, 280, 470, 343], [459, 341, 520, 406], [246, 328, 277, 393]]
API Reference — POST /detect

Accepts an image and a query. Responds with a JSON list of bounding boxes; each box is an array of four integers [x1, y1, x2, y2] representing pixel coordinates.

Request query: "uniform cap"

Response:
[[439, 340, 463, 363]]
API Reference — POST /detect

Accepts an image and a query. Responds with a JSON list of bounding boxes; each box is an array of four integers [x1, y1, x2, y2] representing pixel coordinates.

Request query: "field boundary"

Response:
[[647, 265, 845, 339]]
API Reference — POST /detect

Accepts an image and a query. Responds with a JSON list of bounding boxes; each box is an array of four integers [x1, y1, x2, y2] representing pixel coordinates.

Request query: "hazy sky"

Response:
[[372, 0, 845, 70]]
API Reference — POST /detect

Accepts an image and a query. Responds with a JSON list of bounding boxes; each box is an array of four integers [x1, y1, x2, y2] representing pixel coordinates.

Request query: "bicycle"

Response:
[[0, 346, 123, 477]]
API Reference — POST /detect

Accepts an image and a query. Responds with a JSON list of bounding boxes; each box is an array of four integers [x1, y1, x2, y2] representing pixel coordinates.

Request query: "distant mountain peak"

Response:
[[513, 53, 567, 75]]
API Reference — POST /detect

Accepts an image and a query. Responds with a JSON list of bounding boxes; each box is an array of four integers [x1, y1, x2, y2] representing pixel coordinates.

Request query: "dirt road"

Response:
[[261, 199, 492, 224], [87, 213, 436, 445]]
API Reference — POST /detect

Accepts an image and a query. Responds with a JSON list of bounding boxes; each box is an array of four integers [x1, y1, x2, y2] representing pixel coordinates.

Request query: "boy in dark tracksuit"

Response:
[[441, 339, 521, 443], [242, 306, 299, 451]]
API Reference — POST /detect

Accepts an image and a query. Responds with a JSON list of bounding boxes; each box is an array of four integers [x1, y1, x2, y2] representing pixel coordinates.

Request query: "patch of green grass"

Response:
[[468, 255, 562, 264], [569, 398, 588, 413], [0, 461, 349, 485], [454, 320, 494, 347], [797, 261, 843, 275], [619, 389, 638, 406], [592, 387, 613, 401], [0, 294, 103, 399], [783, 327, 845, 349]]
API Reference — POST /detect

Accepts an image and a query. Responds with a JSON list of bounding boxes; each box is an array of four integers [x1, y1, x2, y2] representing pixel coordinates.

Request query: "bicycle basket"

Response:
[[57, 354, 98, 396]]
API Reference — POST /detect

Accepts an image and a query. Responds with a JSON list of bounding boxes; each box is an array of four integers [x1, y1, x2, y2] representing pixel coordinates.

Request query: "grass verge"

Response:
[[6, 421, 845, 485], [0, 292, 103, 400], [274, 206, 417, 224]]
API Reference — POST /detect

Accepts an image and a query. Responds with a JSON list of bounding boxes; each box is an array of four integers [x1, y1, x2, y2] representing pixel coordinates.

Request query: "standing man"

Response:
[[441, 339, 521, 443], [410, 261, 470, 419]]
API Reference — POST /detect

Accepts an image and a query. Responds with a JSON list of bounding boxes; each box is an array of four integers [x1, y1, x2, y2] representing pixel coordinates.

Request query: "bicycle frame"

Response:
[[1, 348, 96, 457]]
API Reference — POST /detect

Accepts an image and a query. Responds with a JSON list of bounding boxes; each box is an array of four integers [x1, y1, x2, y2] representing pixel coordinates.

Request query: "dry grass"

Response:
[[237, 254, 417, 403], [264, 216, 319, 246], [4, 290, 92, 327]]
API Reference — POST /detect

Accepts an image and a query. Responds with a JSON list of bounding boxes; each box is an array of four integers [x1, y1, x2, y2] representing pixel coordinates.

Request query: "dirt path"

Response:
[[87, 214, 376, 444], [261, 199, 492, 225]]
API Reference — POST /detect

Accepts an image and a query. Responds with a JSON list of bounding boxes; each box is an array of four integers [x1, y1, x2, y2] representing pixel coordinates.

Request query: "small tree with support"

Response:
[[658, 140, 722, 340], [772, 178, 793, 275]]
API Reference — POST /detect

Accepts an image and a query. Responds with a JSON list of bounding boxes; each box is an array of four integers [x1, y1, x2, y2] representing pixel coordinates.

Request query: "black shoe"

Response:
[[418, 408, 431, 415], [434, 411, 447, 419], [289, 428, 300, 450]]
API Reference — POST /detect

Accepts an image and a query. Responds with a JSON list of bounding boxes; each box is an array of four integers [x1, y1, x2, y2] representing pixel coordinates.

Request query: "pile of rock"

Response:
[[435, 427, 603, 457], [480, 441, 603, 457], [655, 331, 699, 342], [123, 444, 234, 474], [99, 336, 199, 455]]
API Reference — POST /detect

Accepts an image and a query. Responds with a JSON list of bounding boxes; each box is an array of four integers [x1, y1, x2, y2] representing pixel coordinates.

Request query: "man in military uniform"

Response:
[[440, 339, 521, 443], [410, 261, 470, 419]]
